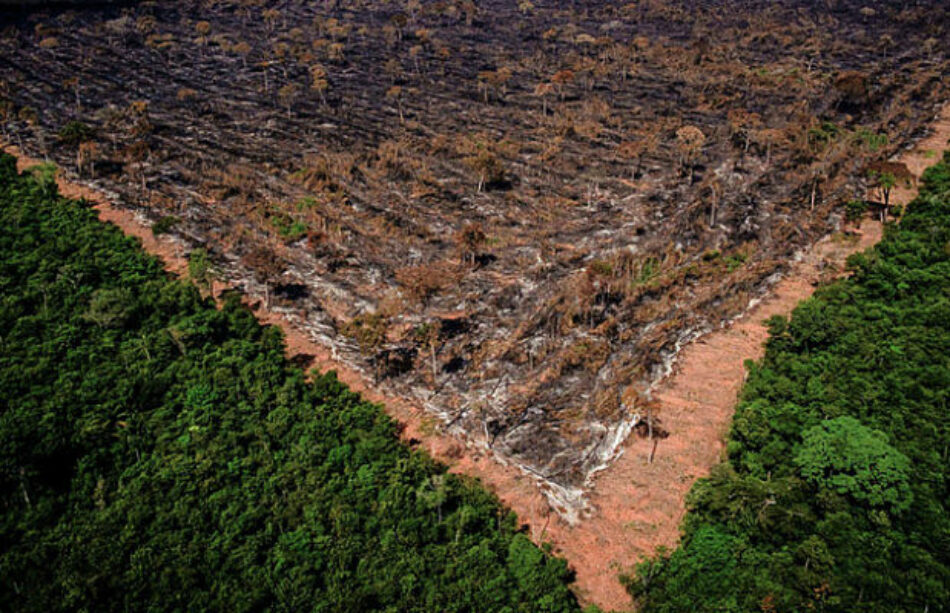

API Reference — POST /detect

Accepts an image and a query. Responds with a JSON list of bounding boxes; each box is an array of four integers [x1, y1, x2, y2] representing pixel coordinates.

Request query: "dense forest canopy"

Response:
[[629, 153, 950, 611], [0, 153, 579, 612]]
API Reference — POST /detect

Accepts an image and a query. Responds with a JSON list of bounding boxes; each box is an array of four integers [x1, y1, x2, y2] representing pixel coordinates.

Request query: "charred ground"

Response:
[[1, 0, 947, 512]]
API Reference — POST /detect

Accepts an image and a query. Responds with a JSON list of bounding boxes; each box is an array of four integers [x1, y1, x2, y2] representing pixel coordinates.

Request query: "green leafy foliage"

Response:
[[845, 198, 869, 223], [0, 153, 578, 612], [855, 128, 888, 152], [187, 247, 215, 294], [151, 214, 179, 236], [631, 153, 950, 612], [795, 417, 912, 512], [270, 211, 308, 242], [56, 120, 95, 146]]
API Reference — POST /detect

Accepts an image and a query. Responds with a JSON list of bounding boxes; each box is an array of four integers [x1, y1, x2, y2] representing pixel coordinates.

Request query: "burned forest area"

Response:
[[1, 0, 947, 514]]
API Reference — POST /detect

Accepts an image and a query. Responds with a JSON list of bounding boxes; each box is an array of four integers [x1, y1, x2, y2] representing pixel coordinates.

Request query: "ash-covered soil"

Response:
[[1, 0, 946, 510]]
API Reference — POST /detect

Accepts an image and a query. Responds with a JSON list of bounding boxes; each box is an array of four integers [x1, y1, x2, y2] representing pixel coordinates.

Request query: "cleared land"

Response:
[[1, 0, 947, 519], [3, 1, 950, 609]]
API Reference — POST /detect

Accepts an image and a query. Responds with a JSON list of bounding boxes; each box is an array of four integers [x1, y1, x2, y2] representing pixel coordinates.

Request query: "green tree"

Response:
[[82, 287, 133, 328], [187, 247, 216, 297], [795, 416, 913, 513], [872, 170, 897, 221]]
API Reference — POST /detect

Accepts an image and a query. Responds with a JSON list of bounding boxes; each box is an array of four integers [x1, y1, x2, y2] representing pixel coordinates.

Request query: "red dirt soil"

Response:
[[4, 103, 948, 612]]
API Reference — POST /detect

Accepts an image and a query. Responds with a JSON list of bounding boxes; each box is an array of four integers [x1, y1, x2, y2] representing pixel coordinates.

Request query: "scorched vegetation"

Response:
[[0, 0, 947, 512]]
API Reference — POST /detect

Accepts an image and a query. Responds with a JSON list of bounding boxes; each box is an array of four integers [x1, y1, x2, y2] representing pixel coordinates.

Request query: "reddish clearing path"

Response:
[[4, 104, 948, 612]]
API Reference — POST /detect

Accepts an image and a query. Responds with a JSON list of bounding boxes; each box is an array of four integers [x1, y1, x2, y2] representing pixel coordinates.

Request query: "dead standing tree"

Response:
[[699, 174, 723, 227], [395, 263, 454, 308], [752, 127, 786, 167], [617, 127, 659, 179], [533, 81, 554, 118], [456, 223, 486, 267], [277, 83, 299, 117], [343, 313, 390, 383], [727, 109, 762, 156], [77, 140, 98, 178], [413, 320, 443, 384], [641, 392, 663, 464], [834, 71, 870, 111], [233, 41, 251, 69], [242, 246, 286, 309], [675, 125, 705, 184], [62, 76, 82, 112], [550, 69, 575, 102], [310, 64, 329, 105], [466, 149, 504, 193], [477, 67, 512, 104], [386, 85, 404, 123]]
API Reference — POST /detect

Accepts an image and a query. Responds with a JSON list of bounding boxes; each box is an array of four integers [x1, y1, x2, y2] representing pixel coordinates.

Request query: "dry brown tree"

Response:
[[727, 109, 762, 154], [233, 40, 251, 68], [395, 263, 453, 307], [310, 64, 329, 104], [194, 20, 211, 39], [551, 69, 575, 101], [834, 71, 869, 109], [675, 125, 705, 183], [262, 8, 281, 33], [413, 320, 443, 383], [278, 83, 299, 117], [242, 246, 285, 308], [464, 147, 504, 193], [698, 174, 723, 227], [62, 76, 81, 112], [617, 127, 659, 179], [533, 81, 554, 118], [456, 223, 486, 267], [477, 67, 513, 104], [752, 127, 785, 166], [386, 85, 404, 122], [77, 140, 98, 177]]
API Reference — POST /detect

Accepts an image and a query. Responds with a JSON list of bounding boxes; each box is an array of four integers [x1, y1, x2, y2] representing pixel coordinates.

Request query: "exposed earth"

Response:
[[2, 1, 947, 513], [1, 3, 949, 607], [8, 103, 948, 609], [0, 3, 950, 608]]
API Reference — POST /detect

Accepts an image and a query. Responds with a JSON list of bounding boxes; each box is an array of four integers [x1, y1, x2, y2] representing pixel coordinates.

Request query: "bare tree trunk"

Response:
[[140, 332, 151, 361], [19, 468, 31, 508], [647, 405, 655, 464]]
